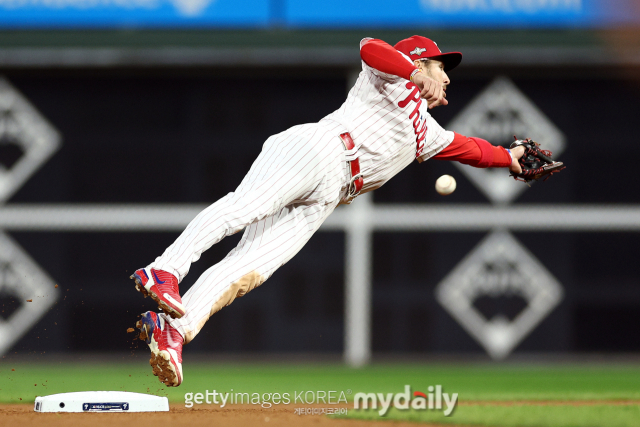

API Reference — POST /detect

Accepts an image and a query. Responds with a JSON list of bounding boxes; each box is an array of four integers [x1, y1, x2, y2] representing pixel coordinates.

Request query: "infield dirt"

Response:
[[5, 400, 639, 427], [0, 403, 443, 427]]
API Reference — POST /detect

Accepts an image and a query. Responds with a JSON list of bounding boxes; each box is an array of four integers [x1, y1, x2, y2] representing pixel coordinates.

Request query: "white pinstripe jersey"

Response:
[[320, 38, 454, 193]]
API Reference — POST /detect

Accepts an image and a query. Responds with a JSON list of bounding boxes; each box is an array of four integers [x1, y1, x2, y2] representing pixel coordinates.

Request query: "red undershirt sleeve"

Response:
[[434, 132, 512, 168], [360, 38, 418, 81]]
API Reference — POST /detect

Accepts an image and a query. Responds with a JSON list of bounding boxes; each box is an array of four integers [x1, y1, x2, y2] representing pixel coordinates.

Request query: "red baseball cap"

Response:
[[394, 35, 462, 72]]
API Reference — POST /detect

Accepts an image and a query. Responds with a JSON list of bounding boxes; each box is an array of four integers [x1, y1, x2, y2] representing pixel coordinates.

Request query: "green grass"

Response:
[[2, 360, 640, 426]]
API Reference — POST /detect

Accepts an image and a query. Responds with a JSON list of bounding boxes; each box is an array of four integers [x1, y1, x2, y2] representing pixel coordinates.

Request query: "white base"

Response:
[[34, 391, 169, 412]]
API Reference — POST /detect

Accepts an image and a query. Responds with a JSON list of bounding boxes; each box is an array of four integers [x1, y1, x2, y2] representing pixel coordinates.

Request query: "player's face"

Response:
[[418, 60, 450, 89]]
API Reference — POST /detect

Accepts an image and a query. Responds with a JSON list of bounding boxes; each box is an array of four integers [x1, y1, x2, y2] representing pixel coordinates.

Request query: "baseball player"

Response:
[[131, 35, 531, 387]]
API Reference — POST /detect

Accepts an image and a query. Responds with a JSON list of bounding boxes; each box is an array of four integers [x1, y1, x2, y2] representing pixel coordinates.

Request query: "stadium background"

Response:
[[0, 0, 639, 364]]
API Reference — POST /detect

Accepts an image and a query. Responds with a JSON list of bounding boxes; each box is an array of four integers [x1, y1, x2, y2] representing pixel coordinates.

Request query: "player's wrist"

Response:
[[507, 148, 522, 173], [409, 68, 423, 82]]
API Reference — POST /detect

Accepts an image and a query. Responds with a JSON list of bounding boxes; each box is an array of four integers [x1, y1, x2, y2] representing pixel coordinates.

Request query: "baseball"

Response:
[[435, 174, 456, 195]]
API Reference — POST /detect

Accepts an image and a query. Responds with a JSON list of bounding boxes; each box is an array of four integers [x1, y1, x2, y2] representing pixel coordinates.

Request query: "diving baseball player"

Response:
[[131, 35, 544, 387]]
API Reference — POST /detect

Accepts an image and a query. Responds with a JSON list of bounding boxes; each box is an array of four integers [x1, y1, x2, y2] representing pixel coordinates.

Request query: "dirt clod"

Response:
[[54, 285, 58, 288], [26, 300, 32, 302], [127, 328, 135, 333]]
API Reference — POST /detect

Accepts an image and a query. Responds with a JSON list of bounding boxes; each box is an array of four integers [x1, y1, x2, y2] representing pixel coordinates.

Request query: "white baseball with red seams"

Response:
[[147, 38, 455, 343], [435, 174, 457, 195]]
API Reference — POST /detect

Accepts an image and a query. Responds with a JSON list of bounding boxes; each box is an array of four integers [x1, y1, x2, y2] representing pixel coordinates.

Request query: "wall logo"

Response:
[[435, 231, 563, 359], [447, 77, 565, 204], [0, 77, 60, 356], [0, 0, 217, 17], [420, 0, 582, 13], [0, 77, 60, 202], [0, 232, 57, 355], [170, 0, 215, 16]]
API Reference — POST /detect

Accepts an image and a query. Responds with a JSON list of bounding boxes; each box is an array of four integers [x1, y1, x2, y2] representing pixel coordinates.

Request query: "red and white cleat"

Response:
[[131, 268, 185, 319], [136, 311, 184, 387]]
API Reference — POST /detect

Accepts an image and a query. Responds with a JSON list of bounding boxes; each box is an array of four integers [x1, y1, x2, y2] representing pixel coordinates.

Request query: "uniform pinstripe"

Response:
[[150, 39, 455, 342]]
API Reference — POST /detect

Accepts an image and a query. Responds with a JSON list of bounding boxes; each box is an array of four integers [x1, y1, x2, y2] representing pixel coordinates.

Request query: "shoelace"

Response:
[[522, 167, 544, 177]]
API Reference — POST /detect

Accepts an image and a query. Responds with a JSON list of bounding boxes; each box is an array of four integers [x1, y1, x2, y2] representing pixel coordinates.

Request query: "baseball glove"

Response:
[[509, 137, 565, 184]]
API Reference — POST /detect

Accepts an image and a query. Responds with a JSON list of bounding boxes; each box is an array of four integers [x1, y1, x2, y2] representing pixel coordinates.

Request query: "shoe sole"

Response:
[[131, 274, 184, 319], [136, 317, 181, 387]]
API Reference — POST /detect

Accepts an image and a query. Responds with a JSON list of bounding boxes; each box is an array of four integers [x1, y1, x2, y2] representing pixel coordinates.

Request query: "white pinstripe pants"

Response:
[[149, 122, 350, 343]]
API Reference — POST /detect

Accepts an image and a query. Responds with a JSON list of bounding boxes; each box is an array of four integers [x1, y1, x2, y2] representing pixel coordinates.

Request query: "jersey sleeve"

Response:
[[360, 38, 418, 82]]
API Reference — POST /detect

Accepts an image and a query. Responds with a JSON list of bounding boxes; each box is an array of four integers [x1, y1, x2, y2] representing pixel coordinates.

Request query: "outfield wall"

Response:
[[0, 53, 638, 360]]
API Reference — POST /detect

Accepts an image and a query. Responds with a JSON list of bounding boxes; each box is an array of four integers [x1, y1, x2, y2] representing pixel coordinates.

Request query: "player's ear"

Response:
[[413, 60, 422, 68]]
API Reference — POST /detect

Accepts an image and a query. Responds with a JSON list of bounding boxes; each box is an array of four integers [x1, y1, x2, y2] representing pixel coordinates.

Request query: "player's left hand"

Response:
[[508, 145, 525, 175]]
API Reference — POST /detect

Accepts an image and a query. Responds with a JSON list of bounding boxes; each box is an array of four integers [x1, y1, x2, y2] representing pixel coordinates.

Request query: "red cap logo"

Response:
[[394, 35, 462, 72]]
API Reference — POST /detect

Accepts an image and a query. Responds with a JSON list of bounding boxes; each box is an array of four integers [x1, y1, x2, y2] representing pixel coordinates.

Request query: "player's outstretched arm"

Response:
[[434, 132, 524, 171]]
